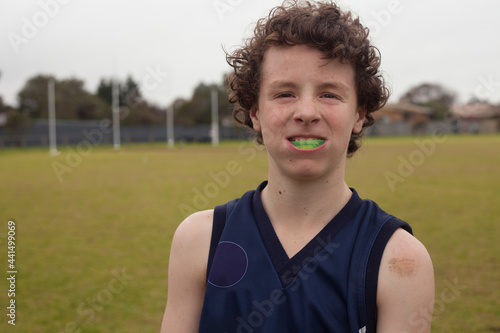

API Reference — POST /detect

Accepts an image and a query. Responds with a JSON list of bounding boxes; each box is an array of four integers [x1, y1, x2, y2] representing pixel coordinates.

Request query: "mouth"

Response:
[[289, 137, 326, 150]]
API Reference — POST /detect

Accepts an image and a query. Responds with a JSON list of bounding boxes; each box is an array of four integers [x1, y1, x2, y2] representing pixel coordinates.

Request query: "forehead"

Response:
[[260, 45, 355, 87]]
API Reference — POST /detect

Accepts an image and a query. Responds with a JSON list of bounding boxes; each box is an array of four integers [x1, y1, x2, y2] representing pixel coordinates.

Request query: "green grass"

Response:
[[0, 135, 499, 332]]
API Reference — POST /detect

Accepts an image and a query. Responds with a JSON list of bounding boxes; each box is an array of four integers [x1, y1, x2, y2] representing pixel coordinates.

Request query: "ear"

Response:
[[352, 107, 366, 134], [250, 106, 261, 131]]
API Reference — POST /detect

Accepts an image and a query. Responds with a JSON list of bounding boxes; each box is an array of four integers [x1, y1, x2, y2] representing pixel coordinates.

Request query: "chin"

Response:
[[282, 164, 330, 182]]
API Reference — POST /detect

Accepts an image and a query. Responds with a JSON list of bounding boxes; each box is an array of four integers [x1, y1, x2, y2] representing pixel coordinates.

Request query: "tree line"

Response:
[[1, 73, 234, 135]]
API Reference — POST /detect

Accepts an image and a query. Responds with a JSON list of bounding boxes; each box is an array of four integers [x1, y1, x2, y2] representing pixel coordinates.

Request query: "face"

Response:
[[250, 44, 365, 181]]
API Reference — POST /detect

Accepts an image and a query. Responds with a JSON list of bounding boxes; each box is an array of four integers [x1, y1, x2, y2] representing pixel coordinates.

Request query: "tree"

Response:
[[17, 74, 109, 120], [96, 76, 167, 126], [122, 76, 142, 107], [120, 101, 165, 126], [96, 79, 113, 106], [96, 75, 142, 107], [5, 108, 32, 146], [174, 80, 232, 126], [56, 78, 109, 119], [399, 83, 456, 120], [17, 74, 53, 118]]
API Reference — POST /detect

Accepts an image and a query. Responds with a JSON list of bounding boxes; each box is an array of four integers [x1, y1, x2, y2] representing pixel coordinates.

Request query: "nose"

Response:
[[293, 96, 320, 125]]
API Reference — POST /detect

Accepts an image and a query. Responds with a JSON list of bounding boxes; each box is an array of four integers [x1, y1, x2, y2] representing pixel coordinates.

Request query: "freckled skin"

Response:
[[388, 258, 417, 277]]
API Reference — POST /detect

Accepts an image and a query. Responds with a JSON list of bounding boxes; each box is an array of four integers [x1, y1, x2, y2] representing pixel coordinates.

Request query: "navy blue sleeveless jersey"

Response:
[[198, 182, 412, 333]]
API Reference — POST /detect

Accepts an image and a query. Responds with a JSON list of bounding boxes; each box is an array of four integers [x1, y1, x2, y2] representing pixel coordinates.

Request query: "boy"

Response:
[[161, 1, 434, 332]]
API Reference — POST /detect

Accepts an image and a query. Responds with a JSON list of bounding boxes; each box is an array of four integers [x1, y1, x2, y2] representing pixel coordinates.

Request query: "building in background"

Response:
[[369, 103, 432, 136], [450, 103, 500, 134]]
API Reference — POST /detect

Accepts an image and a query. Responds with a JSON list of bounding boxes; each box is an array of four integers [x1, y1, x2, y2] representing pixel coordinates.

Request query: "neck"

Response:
[[261, 167, 352, 230]]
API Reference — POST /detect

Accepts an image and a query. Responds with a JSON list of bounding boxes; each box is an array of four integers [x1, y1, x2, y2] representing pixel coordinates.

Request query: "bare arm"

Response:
[[160, 210, 213, 333], [376, 228, 435, 332]]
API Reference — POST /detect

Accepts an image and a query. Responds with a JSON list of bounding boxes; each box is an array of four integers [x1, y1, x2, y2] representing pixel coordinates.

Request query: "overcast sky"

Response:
[[1, 0, 499, 109]]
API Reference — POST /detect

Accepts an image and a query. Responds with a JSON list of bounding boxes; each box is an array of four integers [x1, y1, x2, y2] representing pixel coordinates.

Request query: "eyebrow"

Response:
[[267, 81, 299, 90], [318, 81, 351, 95]]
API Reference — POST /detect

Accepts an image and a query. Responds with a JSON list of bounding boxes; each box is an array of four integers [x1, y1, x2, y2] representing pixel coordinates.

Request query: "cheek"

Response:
[[260, 113, 287, 145], [326, 113, 357, 144], [328, 112, 351, 130]]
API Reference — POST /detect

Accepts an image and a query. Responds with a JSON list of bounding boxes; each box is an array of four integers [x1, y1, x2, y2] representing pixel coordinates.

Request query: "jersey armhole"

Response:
[[364, 217, 413, 332], [206, 204, 227, 281]]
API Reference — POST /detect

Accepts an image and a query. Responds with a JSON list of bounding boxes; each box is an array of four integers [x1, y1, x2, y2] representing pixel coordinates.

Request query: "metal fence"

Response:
[[0, 119, 249, 147]]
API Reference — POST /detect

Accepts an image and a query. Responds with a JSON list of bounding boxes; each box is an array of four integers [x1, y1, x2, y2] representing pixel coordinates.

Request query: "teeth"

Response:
[[290, 138, 325, 149], [292, 138, 321, 142]]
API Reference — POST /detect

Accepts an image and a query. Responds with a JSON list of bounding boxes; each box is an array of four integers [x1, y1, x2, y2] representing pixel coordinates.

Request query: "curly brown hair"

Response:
[[226, 0, 389, 156]]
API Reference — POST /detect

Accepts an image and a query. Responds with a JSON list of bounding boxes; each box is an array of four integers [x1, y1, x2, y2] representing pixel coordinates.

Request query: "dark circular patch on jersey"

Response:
[[208, 241, 248, 288]]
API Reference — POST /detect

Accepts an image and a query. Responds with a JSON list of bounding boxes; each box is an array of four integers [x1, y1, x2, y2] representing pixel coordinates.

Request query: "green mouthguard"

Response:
[[291, 139, 325, 149]]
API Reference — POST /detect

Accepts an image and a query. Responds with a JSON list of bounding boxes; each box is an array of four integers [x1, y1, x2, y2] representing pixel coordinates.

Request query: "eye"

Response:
[[276, 92, 294, 98], [321, 93, 340, 99]]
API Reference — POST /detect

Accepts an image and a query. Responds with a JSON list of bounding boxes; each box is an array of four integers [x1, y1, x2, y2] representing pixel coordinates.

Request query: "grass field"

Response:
[[0, 134, 499, 332]]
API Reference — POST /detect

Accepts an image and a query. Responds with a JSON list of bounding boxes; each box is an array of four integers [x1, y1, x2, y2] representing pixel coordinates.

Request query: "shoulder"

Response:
[[376, 228, 435, 332], [169, 210, 214, 279], [171, 210, 214, 261], [380, 228, 433, 281], [174, 210, 214, 237]]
